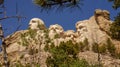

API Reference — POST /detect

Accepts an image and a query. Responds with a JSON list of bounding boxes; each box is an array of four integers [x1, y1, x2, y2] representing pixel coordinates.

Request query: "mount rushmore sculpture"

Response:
[[1, 9, 119, 67]]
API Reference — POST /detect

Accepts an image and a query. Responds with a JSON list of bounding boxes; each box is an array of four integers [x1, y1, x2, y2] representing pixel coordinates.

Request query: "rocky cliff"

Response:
[[0, 9, 120, 67]]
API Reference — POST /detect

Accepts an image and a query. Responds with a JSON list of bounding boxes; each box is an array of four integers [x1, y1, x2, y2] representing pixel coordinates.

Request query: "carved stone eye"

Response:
[[55, 27, 58, 29], [76, 23, 79, 26], [68, 35, 71, 37], [79, 26, 83, 29], [32, 20, 37, 23]]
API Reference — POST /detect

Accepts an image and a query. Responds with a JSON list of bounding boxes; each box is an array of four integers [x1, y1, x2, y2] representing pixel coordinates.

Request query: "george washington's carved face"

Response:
[[29, 18, 44, 30]]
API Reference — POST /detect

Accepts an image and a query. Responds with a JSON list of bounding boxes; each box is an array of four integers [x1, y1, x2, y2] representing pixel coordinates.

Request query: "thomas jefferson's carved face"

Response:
[[29, 18, 44, 30], [49, 24, 64, 34]]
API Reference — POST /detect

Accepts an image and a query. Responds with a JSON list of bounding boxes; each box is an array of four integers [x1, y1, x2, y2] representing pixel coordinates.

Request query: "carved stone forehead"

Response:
[[49, 24, 63, 30], [65, 30, 75, 35], [29, 18, 44, 25], [76, 20, 87, 28]]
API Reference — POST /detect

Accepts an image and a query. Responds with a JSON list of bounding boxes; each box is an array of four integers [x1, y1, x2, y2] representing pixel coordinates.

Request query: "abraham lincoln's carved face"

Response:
[[29, 18, 44, 30], [76, 21, 87, 36]]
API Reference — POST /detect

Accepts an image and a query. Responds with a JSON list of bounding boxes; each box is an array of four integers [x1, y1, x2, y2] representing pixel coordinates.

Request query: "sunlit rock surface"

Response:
[[0, 9, 120, 67]]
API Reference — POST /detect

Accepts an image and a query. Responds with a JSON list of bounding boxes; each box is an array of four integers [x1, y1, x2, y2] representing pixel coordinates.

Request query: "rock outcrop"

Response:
[[78, 51, 120, 67], [0, 9, 120, 67], [75, 9, 112, 49]]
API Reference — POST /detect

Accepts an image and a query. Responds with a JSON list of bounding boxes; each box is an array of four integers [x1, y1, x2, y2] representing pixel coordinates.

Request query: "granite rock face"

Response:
[[75, 9, 111, 48], [0, 9, 120, 67]]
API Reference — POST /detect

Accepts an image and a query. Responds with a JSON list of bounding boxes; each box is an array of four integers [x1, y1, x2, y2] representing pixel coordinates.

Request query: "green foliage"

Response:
[[110, 13, 120, 40], [92, 41, 117, 57], [33, 0, 81, 10], [14, 61, 41, 67], [20, 29, 37, 46], [108, 0, 120, 9], [44, 29, 51, 44], [92, 43, 107, 54], [92, 38, 120, 59], [78, 42, 84, 52], [99, 45, 107, 54], [34, 0, 46, 7], [83, 38, 89, 50], [15, 61, 24, 67], [90, 63, 103, 67], [0, 63, 2, 67], [25, 63, 31, 67], [28, 29, 37, 38], [92, 43, 99, 53], [46, 57, 91, 67], [20, 54, 24, 59], [46, 38, 51, 44], [29, 48, 38, 55], [54, 34, 60, 39], [44, 29, 49, 33], [45, 40, 99, 67], [21, 34, 29, 46], [106, 38, 116, 57], [77, 38, 89, 52], [44, 44, 49, 51], [37, 24, 46, 30], [35, 63, 41, 67], [70, 59, 89, 67], [115, 53, 120, 59]]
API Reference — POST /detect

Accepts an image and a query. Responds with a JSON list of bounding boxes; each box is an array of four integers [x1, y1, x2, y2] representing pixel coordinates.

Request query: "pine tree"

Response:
[[108, 0, 120, 9], [33, 0, 81, 8], [110, 13, 120, 40]]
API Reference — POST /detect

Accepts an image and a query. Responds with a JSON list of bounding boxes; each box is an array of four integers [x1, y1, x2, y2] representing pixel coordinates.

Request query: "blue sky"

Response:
[[0, 0, 120, 36]]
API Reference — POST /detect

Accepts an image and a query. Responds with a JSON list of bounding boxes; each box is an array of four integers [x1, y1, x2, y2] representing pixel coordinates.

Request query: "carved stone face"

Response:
[[29, 18, 44, 30], [76, 21, 87, 36], [49, 24, 64, 34], [64, 30, 77, 40]]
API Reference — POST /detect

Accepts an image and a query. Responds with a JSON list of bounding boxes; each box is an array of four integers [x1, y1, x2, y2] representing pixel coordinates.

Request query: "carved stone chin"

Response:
[[49, 24, 64, 39], [49, 24, 64, 34], [76, 21, 88, 36], [64, 30, 77, 42], [29, 18, 45, 30]]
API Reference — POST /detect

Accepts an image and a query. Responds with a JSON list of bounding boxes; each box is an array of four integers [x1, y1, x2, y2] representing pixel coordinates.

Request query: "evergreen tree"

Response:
[[110, 13, 120, 40], [106, 38, 116, 57], [108, 0, 120, 9], [33, 0, 82, 8]]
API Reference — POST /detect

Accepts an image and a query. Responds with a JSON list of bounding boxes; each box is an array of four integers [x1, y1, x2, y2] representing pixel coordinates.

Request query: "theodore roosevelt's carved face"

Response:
[[29, 18, 44, 30], [49, 24, 64, 34], [64, 30, 77, 40]]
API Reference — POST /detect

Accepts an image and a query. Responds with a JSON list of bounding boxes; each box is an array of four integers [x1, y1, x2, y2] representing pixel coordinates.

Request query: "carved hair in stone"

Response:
[[49, 24, 64, 39], [64, 30, 77, 41], [49, 24, 64, 34], [29, 18, 45, 30], [76, 21, 88, 36]]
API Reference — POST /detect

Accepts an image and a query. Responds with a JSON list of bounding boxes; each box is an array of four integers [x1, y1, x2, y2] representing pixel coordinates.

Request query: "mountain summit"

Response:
[[0, 9, 120, 67]]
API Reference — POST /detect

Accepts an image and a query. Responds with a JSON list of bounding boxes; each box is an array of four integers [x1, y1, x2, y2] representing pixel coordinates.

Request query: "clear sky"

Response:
[[0, 0, 120, 36]]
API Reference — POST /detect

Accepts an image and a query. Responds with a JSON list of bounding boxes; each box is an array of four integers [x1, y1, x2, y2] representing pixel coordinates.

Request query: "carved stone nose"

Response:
[[29, 24, 31, 27]]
